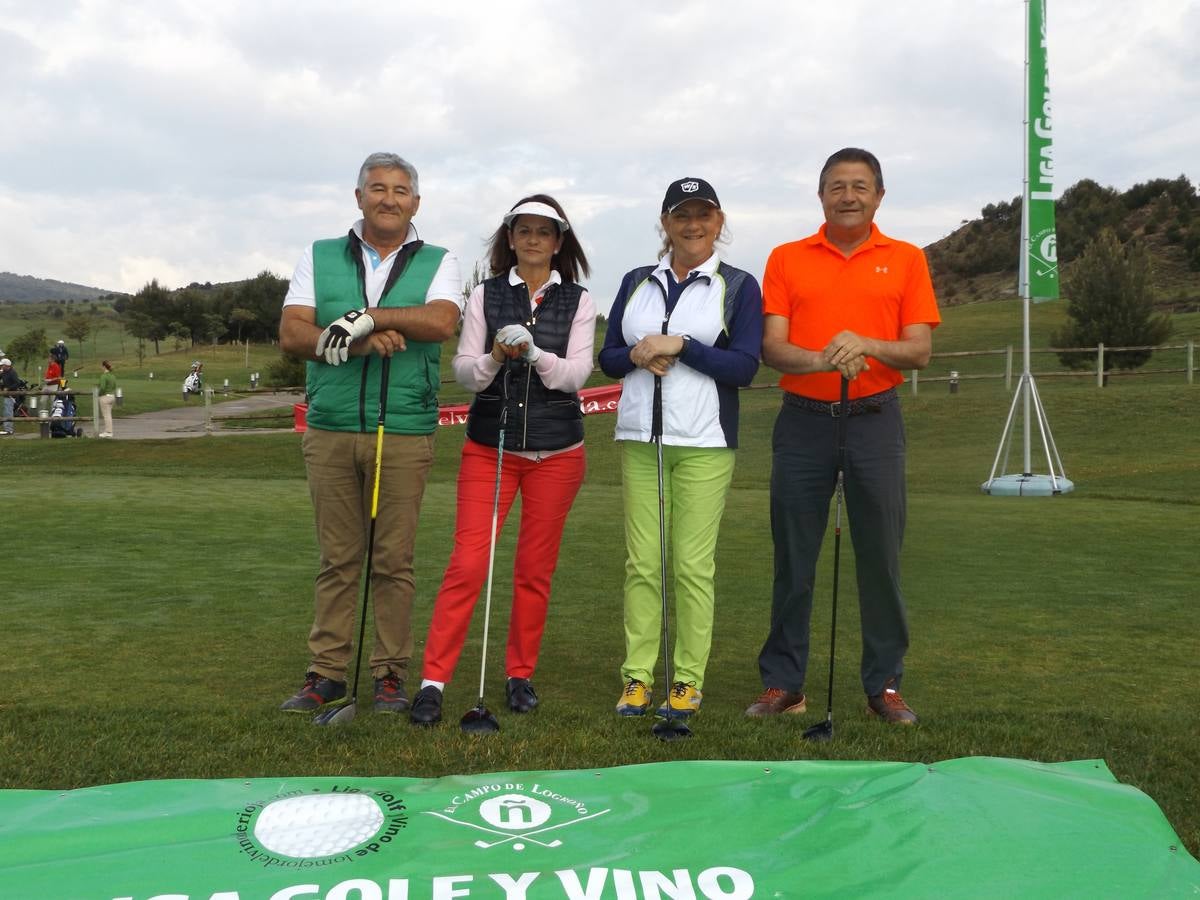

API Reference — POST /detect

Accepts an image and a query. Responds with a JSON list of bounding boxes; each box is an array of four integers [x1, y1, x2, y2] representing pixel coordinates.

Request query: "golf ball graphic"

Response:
[[254, 793, 384, 857]]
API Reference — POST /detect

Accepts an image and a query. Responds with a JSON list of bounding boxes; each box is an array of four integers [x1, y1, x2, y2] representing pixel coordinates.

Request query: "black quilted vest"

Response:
[[466, 274, 585, 451]]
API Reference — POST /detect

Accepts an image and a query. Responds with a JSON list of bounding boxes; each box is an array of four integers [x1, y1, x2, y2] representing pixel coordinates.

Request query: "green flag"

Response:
[[1024, 0, 1059, 300]]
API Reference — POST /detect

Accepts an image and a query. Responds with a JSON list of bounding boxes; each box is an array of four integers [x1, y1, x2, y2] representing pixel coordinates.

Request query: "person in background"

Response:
[[43, 351, 63, 394], [599, 177, 762, 720], [97, 361, 117, 438], [0, 358, 22, 435], [410, 195, 594, 726]]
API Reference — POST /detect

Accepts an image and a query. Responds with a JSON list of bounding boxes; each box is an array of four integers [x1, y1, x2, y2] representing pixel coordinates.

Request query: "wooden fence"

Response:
[[909, 340, 1196, 393]]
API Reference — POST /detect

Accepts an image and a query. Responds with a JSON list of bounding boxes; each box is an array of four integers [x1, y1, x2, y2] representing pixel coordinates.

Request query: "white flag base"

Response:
[[981, 473, 1075, 496]]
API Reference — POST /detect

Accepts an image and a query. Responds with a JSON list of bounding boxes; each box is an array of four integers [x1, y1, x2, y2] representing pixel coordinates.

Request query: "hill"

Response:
[[923, 176, 1200, 309], [0, 271, 117, 303]]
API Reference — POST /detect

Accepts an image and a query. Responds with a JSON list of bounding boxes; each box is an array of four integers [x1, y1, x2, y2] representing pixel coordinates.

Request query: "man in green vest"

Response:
[[278, 152, 463, 715]]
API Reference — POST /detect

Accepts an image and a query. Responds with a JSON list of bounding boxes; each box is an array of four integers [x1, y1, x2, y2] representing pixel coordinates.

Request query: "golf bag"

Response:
[[12, 377, 29, 417], [50, 392, 84, 438], [182, 361, 204, 400]]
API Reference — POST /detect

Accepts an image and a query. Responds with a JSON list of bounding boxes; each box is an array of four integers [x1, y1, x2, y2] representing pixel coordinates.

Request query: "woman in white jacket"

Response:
[[598, 177, 763, 720]]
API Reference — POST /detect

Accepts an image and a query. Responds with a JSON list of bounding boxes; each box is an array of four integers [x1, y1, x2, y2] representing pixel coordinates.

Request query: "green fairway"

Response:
[[1, 369, 1196, 858]]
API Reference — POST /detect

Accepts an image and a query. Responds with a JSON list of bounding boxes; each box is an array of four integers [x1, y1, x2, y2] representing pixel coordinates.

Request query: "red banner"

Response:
[[295, 384, 622, 432], [438, 383, 622, 426]]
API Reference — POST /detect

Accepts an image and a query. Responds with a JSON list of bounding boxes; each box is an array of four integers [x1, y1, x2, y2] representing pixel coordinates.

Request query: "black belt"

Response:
[[783, 387, 896, 417]]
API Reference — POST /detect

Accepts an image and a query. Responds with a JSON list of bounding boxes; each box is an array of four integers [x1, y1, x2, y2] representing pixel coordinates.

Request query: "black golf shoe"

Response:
[[409, 685, 443, 726], [373, 673, 409, 713], [280, 671, 346, 712], [505, 677, 538, 713]]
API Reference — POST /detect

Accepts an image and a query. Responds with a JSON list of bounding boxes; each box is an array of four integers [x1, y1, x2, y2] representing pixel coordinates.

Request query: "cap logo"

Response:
[[681, 181, 700, 193]]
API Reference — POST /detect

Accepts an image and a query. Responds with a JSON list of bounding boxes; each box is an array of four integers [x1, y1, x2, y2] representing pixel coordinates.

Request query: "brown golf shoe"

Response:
[[866, 680, 918, 725], [745, 687, 807, 717]]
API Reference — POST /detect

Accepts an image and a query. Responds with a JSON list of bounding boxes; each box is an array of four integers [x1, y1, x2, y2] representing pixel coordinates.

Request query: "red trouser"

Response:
[[422, 438, 586, 683]]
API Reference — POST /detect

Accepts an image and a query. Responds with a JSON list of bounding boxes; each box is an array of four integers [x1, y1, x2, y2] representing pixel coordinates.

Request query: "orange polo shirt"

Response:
[[762, 223, 941, 401]]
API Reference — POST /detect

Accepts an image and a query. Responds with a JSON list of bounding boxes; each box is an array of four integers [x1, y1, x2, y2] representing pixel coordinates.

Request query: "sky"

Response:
[[2, 0, 1197, 314]]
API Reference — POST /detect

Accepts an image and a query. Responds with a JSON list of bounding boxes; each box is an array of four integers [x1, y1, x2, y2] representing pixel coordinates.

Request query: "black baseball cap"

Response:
[[661, 177, 720, 213]]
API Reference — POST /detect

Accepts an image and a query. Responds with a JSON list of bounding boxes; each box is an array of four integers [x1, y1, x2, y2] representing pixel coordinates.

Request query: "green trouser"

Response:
[[619, 441, 736, 690]]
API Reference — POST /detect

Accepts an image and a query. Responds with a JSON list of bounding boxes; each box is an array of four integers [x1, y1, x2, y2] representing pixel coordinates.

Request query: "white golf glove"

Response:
[[315, 309, 375, 365], [495, 323, 542, 364]]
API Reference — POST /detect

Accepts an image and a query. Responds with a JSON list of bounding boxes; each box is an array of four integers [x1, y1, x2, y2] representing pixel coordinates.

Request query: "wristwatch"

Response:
[[678, 334, 692, 357]]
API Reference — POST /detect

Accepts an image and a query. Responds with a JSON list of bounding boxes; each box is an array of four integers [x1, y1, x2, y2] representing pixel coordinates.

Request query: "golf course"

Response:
[[1, 300, 1197, 870]]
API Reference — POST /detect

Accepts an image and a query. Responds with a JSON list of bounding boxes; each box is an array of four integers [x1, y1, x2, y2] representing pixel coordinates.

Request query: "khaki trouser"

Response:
[[301, 427, 436, 681], [98, 393, 115, 434]]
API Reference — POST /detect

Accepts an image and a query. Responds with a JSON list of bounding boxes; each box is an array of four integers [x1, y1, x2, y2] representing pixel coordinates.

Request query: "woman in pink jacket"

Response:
[[410, 195, 595, 726]]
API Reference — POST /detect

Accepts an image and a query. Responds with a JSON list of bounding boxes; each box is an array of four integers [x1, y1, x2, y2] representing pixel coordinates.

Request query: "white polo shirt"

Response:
[[283, 220, 464, 312]]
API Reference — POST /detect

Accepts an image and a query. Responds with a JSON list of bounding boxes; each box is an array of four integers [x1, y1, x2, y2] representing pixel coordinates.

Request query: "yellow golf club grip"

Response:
[[370, 422, 385, 518]]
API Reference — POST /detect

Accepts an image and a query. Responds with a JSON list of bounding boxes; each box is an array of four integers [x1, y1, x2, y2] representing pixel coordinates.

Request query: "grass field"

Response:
[[1, 360, 1197, 859], [4, 299, 1200, 404]]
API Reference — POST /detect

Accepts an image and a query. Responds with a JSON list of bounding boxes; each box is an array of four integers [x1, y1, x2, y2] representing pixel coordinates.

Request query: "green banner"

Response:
[[1024, 0, 1059, 300], [1, 758, 1196, 899]]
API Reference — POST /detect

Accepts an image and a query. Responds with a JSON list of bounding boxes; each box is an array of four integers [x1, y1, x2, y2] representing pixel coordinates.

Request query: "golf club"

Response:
[[314, 355, 392, 726], [461, 361, 514, 734], [650, 372, 692, 742], [803, 375, 850, 743]]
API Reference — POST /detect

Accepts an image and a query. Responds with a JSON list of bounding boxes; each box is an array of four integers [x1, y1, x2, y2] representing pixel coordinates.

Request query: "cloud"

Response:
[[0, 0, 1197, 313]]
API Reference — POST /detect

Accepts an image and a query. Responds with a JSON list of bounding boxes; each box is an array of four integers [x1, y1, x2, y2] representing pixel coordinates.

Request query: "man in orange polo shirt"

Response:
[[746, 147, 940, 724]]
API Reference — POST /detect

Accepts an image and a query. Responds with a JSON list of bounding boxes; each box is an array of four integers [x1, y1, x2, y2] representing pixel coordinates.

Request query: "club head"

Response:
[[312, 701, 356, 727], [802, 719, 834, 742], [460, 705, 500, 734], [651, 717, 693, 742]]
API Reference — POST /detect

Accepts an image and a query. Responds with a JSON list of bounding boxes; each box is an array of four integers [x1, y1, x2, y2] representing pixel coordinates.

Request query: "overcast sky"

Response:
[[2, 1, 1196, 313]]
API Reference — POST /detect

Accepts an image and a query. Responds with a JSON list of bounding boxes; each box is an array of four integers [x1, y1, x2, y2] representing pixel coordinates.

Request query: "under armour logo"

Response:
[[875, 266, 889, 274], [681, 181, 699, 193]]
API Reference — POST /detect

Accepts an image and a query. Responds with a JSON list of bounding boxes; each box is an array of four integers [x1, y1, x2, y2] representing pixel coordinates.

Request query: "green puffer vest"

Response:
[[306, 235, 448, 434]]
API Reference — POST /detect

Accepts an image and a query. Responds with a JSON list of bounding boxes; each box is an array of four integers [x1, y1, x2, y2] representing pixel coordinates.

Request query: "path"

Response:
[[8, 391, 302, 440]]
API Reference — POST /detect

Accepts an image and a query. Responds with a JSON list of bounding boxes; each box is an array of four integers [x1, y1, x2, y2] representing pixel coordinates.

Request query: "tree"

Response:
[[1056, 179, 1125, 262], [90, 322, 106, 356], [64, 314, 92, 358], [462, 259, 487, 303], [232, 271, 289, 342], [1052, 228, 1171, 376], [172, 287, 211, 346], [229, 307, 258, 342], [202, 313, 226, 345], [123, 279, 172, 354], [168, 321, 189, 351], [267, 352, 306, 388], [6, 327, 47, 374]]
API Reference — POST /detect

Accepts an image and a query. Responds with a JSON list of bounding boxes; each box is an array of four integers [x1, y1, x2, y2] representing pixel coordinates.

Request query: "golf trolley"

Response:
[[182, 362, 204, 400], [49, 390, 85, 438]]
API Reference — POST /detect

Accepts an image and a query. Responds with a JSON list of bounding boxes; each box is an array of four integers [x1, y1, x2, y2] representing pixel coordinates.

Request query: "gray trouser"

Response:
[[1, 396, 13, 433], [758, 394, 909, 697]]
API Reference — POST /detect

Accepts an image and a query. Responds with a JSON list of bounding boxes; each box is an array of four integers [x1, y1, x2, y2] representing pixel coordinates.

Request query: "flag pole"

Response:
[[982, 0, 1073, 497], [1021, 0, 1033, 477]]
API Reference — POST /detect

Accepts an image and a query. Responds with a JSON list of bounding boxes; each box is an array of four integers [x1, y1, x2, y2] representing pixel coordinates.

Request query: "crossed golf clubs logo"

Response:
[[1031, 232, 1059, 279], [428, 793, 610, 851]]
